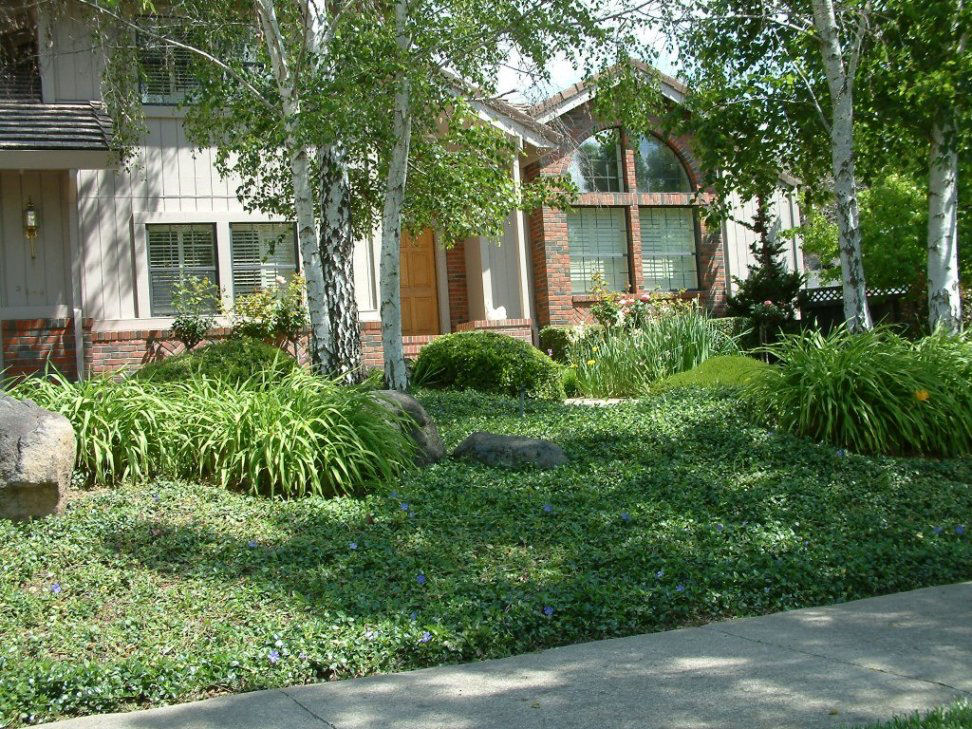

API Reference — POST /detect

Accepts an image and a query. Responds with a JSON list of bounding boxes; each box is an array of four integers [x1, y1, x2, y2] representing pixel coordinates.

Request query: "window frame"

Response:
[[229, 222, 300, 301], [568, 128, 625, 194], [632, 133, 693, 194], [638, 205, 702, 292], [145, 222, 220, 317], [566, 206, 632, 295], [136, 20, 197, 106]]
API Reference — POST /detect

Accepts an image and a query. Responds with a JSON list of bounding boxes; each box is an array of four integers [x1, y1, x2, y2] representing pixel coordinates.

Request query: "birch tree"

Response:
[[73, 0, 365, 376], [670, 0, 875, 330], [861, 0, 970, 331], [365, 0, 654, 389]]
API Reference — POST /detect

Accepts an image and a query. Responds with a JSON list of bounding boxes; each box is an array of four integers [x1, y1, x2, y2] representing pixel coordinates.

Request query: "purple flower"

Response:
[[418, 631, 432, 644], [932, 525, 944, 535], [349, 542, 358, 550], [49, 582, 62, 595], [655, 569, 664, 579], [542, 606, 555, 617], [400, 503, 409, 512], [247, 540, 258, 549], [542, 504, 554, 514], [675, 583, 686, 593], [416, 573, 427, 586], [268, 649, 281, 664], [621, 512, 631, 522], [390, 490, 399, 499], [956, 525, 966, 536], [715, 523, 724, 533], [836, 448, 847, 458], [409, 611, 418, 621], [547, 348, 554, 357], [298, 652, 308, 660]]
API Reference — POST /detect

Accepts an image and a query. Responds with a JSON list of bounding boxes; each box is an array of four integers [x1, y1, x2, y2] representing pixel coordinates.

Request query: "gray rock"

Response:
[[371, 390, 445, 466], [0, 393, 76, 521], [452, 431, 568, 469]]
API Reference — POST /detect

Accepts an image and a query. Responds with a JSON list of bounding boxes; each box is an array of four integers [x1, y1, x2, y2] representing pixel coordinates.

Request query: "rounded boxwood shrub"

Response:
[[135, 336, 298, 386], [412, 331, 564, 400]]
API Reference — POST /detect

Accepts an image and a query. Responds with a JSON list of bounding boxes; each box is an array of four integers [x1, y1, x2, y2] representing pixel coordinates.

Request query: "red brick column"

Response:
[[445, 242, 468, 331], [1, 319, 78, 378]]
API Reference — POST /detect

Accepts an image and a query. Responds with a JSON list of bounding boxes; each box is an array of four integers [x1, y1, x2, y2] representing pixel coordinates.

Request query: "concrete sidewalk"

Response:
[[41, 583, 971, 729]]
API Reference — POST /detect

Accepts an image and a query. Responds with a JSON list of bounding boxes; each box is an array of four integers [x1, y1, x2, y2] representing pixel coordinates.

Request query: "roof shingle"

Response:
[[0, 101, 113, 151]]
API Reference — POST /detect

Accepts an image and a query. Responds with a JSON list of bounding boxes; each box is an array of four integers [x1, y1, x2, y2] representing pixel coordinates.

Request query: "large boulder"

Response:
[[0, 394, 76, 521], [452, 431, 568, 469], [370, 390, 445, 466]]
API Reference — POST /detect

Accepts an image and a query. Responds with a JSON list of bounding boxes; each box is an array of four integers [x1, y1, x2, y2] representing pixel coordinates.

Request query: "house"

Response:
[[0, 6, 804, 378]]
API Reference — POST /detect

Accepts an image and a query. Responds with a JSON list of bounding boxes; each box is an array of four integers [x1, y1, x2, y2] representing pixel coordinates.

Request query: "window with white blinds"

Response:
[[230, 223, 298, 299], [146, 224, 218, 316], [639, 208, 699, 291], [138, 31, 195, 104], [567, 207, 630, 294]]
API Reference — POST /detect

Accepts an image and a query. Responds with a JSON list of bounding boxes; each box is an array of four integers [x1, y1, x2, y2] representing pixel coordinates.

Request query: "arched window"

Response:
[[568, 128, 623, 193], [634, 135, 691, 192]]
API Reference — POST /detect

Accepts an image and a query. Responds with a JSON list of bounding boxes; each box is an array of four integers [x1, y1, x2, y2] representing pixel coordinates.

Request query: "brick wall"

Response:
[[445, 242, 468, 330], [83, 325, 312, 376], [3, 316, 538, 380], [1, 318, 79, 378], [526, 103, 727, 327]]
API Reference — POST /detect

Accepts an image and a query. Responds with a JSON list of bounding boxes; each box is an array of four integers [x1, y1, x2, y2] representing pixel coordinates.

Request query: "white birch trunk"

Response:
[[379, 0, 412, 391], [254, 0, 333, 369], [811, 0, 873, 332], [319, 142, 362, 379], [927, 113, 962, 332]]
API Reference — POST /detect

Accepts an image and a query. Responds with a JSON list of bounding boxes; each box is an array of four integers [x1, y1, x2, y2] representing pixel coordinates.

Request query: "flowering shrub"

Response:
[[232, 274, 308, 352], [747, 326, 972, 456], [170, 276, 223, 351]]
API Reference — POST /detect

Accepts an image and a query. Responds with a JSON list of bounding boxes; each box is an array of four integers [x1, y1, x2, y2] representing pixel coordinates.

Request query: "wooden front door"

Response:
[[400, 229, 439, 336]]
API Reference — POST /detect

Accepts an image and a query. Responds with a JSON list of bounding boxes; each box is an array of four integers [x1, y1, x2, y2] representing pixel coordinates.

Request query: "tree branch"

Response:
[[75, 0, 275, 110]]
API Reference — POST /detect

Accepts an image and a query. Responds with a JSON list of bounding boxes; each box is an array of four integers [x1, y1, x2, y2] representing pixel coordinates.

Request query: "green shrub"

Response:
[[568, 312, 742, 397], [651, 355, 770, 393], [539, 326, 572, 363], [170, 276, 222, 351], [135, 337, 298, 386], [747, 326, 972, 457], [10, 369, 411, 496], [412, 331, 564, 400]]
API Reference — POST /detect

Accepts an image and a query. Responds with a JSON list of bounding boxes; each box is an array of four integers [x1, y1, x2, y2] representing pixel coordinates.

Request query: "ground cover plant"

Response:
[[9, 369, 410, 496], [650, 355, 770, 393], [748, 327, 972, 457], [1, 389, 969, 726]]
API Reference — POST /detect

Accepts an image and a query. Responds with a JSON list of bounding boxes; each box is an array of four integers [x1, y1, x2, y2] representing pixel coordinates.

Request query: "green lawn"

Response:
[[1, 389, 970, 727], [854, 702, 972, 728]]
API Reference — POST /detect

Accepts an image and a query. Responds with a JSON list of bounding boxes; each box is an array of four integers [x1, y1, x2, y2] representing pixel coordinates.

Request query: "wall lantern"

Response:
[[24, 199, 38, 258]]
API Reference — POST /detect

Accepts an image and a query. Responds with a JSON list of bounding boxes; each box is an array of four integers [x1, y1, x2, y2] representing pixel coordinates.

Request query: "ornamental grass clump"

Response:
[[10, 369, 411, 496], [747, 326, 972, 457], [568, 310, 742, 397]]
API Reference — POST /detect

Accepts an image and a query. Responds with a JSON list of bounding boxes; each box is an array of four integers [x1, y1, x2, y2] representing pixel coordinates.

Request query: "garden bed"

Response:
[[1, 389, 969, 726]]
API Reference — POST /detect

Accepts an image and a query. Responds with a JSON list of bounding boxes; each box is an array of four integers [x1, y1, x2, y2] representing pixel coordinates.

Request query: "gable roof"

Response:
[[0, 101, 113, 151], [527, 60, 688, 124]]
